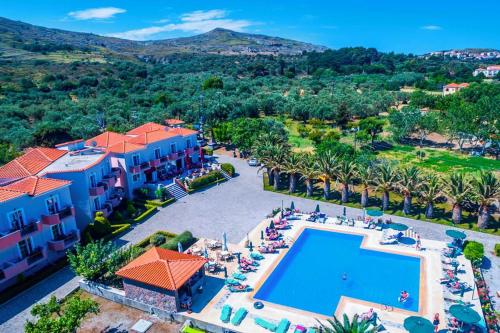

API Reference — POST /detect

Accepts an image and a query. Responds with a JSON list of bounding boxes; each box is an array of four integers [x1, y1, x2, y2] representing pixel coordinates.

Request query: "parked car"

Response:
[[248, 158, 259, 166]]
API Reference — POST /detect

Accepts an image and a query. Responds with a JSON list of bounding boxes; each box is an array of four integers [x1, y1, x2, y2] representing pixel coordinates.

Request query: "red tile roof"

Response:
[[169, 127, 198, 136], [0, 188, 25, 203], [165, 119, 185, 126], [127, 130, 179, 145], [107, 141, 145, 154], [0, 148, 67, 179], [3, 176, 71, 196], [127, 122, 166, 135], [444, 83, 469, 88], [116, 247, 207, 291], [85, 131, 130, 148], [55, 139, 84, 147]]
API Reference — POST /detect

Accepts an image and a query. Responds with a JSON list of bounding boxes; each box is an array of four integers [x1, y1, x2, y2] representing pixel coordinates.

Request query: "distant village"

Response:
[[426, 49, 500, 60]]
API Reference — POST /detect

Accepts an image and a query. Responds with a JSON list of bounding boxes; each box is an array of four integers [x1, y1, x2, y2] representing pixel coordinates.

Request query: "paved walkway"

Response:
[[1, 154, 499, 331]]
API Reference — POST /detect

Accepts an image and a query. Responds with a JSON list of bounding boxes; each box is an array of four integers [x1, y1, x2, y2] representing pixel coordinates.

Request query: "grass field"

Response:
[[283, 118, 315, 152]]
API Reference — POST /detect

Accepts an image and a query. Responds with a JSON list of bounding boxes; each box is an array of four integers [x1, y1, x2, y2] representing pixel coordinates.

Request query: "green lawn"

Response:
[[378, 145, 500, 174], [283, 118, 315, 151]]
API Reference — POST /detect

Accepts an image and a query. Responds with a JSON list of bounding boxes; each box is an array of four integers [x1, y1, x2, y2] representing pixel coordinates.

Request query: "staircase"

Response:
[[165, 182, 188, 200], [220, 170, 232, 181]]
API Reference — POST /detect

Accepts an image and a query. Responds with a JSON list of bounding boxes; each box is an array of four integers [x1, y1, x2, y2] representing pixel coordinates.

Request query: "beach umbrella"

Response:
[[315, 204, 320, 213], [389, 223, 409, 231], [446, 230, 466, 240], [290, 201, 295, 211], [366, 209, 384, 217], [403, 316, 434, 333], [343, 206, 347, 216], [249, 241, 253, 252], [177, 242, 183, 253], [223, 266, 228, 278], [260, 230, 264, 240], [222, 232, 228, 251], [203, 247, 209, 258], [449, 304, 481, 324]]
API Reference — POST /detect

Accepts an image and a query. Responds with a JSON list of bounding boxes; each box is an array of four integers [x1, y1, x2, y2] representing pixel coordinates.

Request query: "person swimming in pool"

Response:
[[341, 273, 347, 280], [399, 290, 409, 303]]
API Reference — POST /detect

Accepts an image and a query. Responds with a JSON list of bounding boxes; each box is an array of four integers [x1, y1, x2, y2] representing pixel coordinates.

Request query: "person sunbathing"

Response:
[[361, 308, 374, 321], [399, 291, 409, 303]]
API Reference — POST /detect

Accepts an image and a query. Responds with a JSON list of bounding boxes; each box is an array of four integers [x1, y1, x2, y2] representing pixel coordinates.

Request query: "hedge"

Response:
[[129, 205, 158, 223], [221, 163, 235, 177], [188, 171, 225, 191], [136, 230, 177, 248], [144, 197, 175, 208], [495, 244, 500, 257], [161, 231, 196, 251], [102, 223, 131, 241]]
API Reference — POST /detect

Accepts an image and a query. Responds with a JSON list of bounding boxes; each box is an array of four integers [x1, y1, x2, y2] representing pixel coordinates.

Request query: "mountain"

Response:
[[0, 17, 327, 61]]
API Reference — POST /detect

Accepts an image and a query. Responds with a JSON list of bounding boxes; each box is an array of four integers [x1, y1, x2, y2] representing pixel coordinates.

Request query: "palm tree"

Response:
[[315, 151, 337, 199], [418, 173, 442, 218], [318, 314, 379, 333], [473, 171, 500, 229], [373, 161, 397, 211], [396, 165, 421, 215], [444, 172, 472, 224], [253, 140, 275, 185], [335, 159, 357, 203], [298, 153, 318, 197], [282, 153, 302, 193], [357, 165, 374, 207]]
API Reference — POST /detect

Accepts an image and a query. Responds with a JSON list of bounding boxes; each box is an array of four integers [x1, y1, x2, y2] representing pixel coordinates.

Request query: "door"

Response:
[[89, 174, 97, 188], [51, 223, 64, 240], [9, 209, 25, 230], [176, 159, 182, 170], [154, 148, 161, 159], [46, 196, 59, 215], [18, 238, 33, 259]]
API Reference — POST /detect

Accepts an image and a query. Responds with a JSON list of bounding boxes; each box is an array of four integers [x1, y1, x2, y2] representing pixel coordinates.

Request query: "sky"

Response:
[[2, 0, 499, 54]]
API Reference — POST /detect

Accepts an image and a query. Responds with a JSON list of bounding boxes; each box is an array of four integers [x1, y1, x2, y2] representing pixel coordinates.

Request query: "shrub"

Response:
[[151, 234, 166, 246], [221, 163, 235, 177], [189, 171, 224, 190], [463, 241, 484, 266], [161, 231, 196, 251], [91, 212, 112, 238], [495, 244, 500, 257], [126, 201, 137, 217], [203, 147, 213, 156]]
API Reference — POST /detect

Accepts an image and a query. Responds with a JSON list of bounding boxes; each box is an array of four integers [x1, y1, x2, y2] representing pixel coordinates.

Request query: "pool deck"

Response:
[[185, 213, 483, 333]]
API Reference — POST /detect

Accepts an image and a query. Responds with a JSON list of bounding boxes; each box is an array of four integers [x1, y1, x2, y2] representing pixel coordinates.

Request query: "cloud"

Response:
[[68, 7, 126, 20], [108, 9, 254, 40], [421, 25, 442, 31]]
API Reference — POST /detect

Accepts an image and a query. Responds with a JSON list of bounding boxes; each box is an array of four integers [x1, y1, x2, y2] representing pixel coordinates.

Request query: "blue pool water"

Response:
[[254, 228, 421, 315]]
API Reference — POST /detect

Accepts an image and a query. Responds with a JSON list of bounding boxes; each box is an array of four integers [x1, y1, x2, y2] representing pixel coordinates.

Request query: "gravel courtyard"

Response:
[[1, 154, 498, 332]]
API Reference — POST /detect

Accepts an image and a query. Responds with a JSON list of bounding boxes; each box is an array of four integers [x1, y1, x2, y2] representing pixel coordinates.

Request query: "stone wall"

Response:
[[123, 279, 178, 312]]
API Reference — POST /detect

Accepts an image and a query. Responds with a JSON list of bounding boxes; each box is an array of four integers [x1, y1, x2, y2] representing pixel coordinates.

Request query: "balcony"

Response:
[[0, 258, 29, 281], [150, 158, 161, 168], [111, 167, 121, 177], [102, 175, 117, 188], [129, 165, 141, 174], [48, 231, 80, 252], [160, 156, 169, 163], [20, 221, 42, 237], [0, 230, 21, 250], [89, 184, 105, 196], [169, 152, 178, 160], [26, 247, 46, 266], [108, 195, 122, 208], [140, 161, 150, 170], [185, 147, 194, 155], [42, 206, 75, 225]]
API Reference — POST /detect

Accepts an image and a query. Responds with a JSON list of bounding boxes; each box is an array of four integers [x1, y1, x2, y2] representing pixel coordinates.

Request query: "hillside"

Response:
[[0, 17, 327, 61]]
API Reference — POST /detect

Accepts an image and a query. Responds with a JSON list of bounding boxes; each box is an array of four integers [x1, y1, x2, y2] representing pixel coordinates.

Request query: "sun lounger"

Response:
[[225, 278, 240, 285], [379, 238, 398, 245], [229, 284, 252, 292], [250, 252, 264, 260], [276, 319, 291, 333], [220, 304, 232, 323], [182, 326, 206, 333], [232, 272, 247, 280], [348, 219, 355, 227], [307, 329, 317, 333], [231, 307, 248, 326], [294, 325, 307, 333], [255, 317, 278, 332]]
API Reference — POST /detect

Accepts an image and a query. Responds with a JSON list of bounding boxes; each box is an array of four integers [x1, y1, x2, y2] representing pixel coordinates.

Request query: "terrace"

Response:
[[41, 206, 75, 225]]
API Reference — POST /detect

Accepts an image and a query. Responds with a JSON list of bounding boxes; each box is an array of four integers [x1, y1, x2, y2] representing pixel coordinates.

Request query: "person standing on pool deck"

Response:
[[416, 235, 422, 251], [433, 313, 440, 332]]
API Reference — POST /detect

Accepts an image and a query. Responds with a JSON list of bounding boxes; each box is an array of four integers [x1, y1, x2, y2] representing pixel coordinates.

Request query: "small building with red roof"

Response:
[[116, 247, 207, 312], [443, 82, 470, 95], [165, 119, 185, 128]]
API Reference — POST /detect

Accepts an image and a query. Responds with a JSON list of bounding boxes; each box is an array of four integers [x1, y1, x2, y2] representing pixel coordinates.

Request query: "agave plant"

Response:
[[298, 153, 318, 197], [373, 161, 398, 211], [282, 153, 302, 193], [444, 172, 472, 224], [318, 314, 379, 333], [396, 165, 421, 215], [335, 159, 357, 203], [315, 151, 338, 199], [418, 173, 442, 219], [473, 171, 500, 229]]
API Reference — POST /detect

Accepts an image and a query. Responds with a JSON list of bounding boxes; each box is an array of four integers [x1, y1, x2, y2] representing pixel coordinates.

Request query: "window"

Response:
[[18, 238, 33, 259], [133, 174, 141, 182], [51, 223, 64, 240], [94, 197, 101, 210], [46, 195, 59, 215], [186, 139, 191, 148], [101, 166, 106, 177], [170, 143, 176, 153], [89, 173, 97, 188], [132, 154, 140, 166], [154, 148, 161, 159], [8, 209, 25, 230]]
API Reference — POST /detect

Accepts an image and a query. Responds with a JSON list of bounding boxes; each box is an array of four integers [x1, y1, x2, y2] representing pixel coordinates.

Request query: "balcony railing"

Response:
[[26, 247, 45, 266], [129, 165, 141, 173], [0, 258, 29, 281], [42, 206, 75, 225], [150, 159, 161, 168], [89, 184, 105, 196], [48, 231, 80, 252], [169, 152, 178, 160], [0, 230, 21, 250], [20, 221, 42, 236], [140, 161, 150, 170], [102, 175, 117, 188]]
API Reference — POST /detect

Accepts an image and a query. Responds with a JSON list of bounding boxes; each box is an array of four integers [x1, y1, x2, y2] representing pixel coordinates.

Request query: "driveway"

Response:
[[1, 154, 499, 331]]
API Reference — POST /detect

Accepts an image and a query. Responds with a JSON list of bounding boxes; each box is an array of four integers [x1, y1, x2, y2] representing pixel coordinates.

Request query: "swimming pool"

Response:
[[254, 228, 421, 315]]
